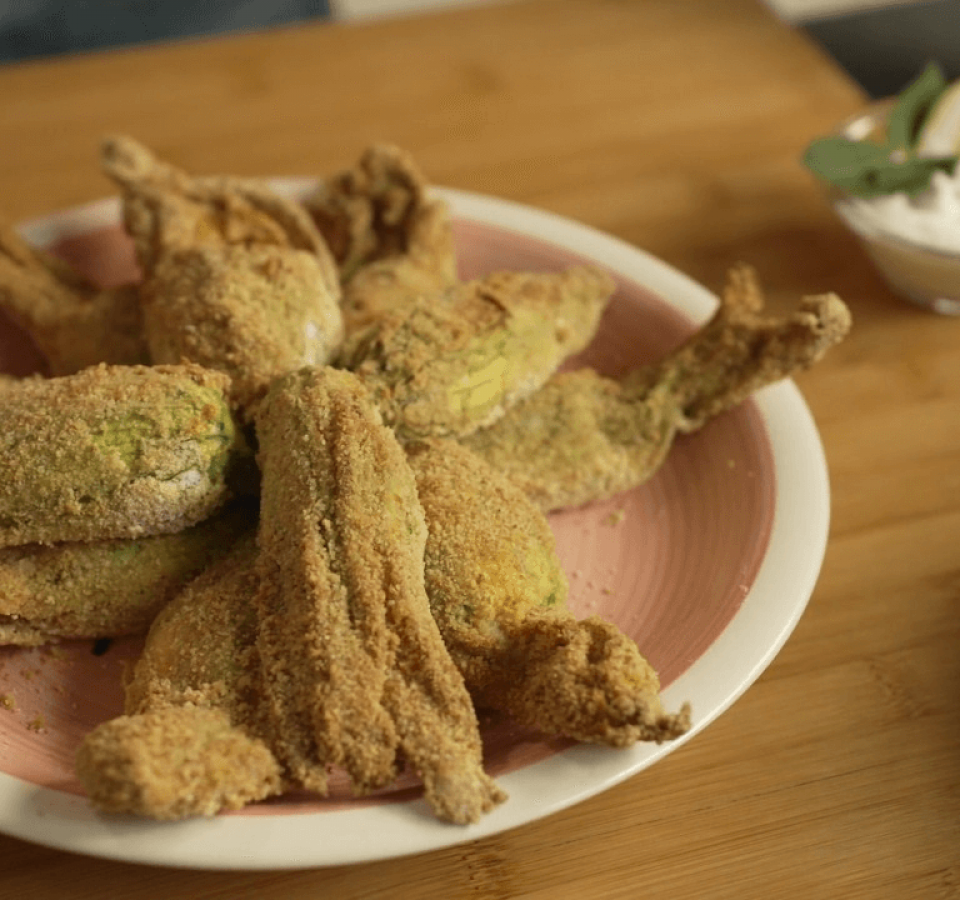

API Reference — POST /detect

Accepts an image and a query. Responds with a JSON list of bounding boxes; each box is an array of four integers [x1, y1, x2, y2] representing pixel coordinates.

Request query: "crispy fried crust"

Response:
[[462, 368, 680, 512], [640, 264, 853, 431], [75, 707, 283, 820], [303, 144, 458, 334], [409, 439, 690, 746], [76, 537, 285, 820], [0, 504, 254, 644], [254, 367, 504, 822], [464, 265, 852, 511], [123, 536, 266, 722], [144, 244, 343, 417], [407, 439, 569, 641], [101, 136, 344, 417], [101, 134, 338, 289], [0, 363, 243, 546], [0, 219, 148, 374], [342, 266, 615, 441]]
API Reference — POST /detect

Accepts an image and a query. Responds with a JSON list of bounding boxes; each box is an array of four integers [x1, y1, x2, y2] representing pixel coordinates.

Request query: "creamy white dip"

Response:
[[835, 162, 960, 254]]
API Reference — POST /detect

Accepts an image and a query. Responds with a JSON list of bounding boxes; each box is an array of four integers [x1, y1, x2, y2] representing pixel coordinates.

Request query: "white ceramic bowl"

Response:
[[830, 104, 960, 316]]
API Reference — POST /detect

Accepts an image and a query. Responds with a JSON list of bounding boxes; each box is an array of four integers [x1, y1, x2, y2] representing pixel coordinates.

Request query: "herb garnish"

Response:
[[803, 62, 959, 198]]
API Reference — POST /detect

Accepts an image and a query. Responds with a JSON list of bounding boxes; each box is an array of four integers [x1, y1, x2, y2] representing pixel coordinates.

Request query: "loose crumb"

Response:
[[603, 509, 626, 526], [0, 694, 15, 711], [27, 714, 46, 732]]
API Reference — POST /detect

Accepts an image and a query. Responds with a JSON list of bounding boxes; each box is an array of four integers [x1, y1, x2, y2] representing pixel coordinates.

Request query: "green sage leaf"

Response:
[[803, 62, 958, 197], [875, 155, 959, 196], [803, 135, 956, 198], [886, 61, 948, 151], [803, 136, 891, 191]]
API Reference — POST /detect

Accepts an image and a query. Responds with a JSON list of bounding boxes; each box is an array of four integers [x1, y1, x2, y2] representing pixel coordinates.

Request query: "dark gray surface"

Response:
[[0, 0, 331, 63], [802, 0, 960, 98]]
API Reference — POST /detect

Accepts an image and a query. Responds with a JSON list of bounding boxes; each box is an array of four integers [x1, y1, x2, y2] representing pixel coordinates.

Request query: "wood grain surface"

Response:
[[0, 1, 958, 897]]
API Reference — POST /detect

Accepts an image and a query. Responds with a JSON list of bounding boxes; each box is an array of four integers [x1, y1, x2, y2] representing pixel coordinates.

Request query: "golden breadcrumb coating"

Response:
[[0, 219, 148, 374], [0, 503, 254, 645], [101, 134, 338, 287], [100, 135, 344, 416], [76, 537, 285, 820], [144, 244, 343, 416], [303, 143, 458, 334], [123, 535, 266, 723], [0, 363, 244, 546], [254, 367, 505, 823], [408, 439, 690, 746], [464, 265, 852, 510], [341, 266, 615, 441], [76, 707, 283, 820]]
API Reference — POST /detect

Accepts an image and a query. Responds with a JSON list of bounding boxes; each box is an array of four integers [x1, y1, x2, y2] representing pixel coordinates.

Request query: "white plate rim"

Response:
[[0, 185, 830, 869]]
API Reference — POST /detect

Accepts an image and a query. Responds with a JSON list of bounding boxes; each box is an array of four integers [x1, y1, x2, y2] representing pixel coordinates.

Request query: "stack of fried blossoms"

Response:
[[0, 139, 850, 822]]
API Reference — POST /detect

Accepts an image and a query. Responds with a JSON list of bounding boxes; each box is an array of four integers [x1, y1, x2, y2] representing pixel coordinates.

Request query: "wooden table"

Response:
[[1, 1, 958, 897]]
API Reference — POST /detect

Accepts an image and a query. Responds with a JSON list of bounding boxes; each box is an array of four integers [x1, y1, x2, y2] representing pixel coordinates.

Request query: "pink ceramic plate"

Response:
[[0, 185, 830, 869]]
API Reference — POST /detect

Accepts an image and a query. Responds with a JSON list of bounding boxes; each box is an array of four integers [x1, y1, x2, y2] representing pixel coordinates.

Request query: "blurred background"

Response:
[[0, 0, 957, 98]]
